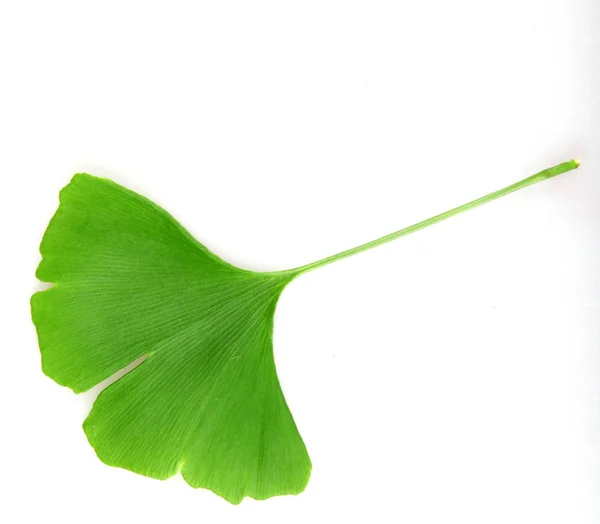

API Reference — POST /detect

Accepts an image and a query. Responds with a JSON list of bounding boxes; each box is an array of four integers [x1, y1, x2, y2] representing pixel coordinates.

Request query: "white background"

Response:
[[1, 1, 599, 522]]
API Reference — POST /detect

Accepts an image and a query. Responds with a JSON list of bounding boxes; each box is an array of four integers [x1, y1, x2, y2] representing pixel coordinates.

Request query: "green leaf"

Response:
[[32, 160, 579, 503], [32, 174, 310, 504]]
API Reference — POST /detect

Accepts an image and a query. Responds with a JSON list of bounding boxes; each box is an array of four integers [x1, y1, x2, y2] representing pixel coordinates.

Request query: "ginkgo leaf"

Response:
[[32, 160, 579, 504], [32, 174, 309, 503]]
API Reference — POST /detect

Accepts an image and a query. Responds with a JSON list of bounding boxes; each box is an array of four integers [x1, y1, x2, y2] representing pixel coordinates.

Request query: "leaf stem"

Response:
[[291, 159, 580, 275]]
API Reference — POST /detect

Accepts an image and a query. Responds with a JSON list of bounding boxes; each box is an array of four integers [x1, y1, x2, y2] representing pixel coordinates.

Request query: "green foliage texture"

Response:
[[32, 160, 579, 503], [32, 174, 310, 504]]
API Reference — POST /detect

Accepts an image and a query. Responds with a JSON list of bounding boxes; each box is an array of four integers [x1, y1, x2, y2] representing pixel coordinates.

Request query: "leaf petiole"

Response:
[[291, 159, 580, 275]]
